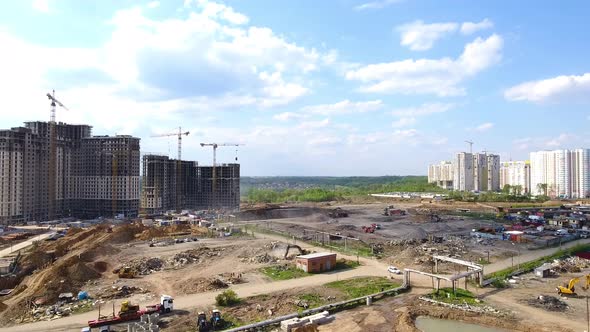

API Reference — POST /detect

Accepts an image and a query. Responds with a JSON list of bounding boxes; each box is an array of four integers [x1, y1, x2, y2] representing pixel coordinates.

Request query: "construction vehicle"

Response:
[[116, 266, 137, 279], [328, 208, 348, 218], [88, 295, 174, 328], [284, 244, 307, 259], [210, 309, 223, 329], [362, 224, 377, 233], [383, 206, 406, 216], [197, 312, 208, 331], [430, 214, 442, 222], [557, 277, 580, 295]]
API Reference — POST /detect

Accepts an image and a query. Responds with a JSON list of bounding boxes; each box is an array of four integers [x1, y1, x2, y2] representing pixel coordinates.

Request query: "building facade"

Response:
[[428, 161, 454, 189], [0, 121, 140, 224], [141, 155, 240, 213], [473, 153, 500, 192], [453, 152, 474, 191], [500, 161, 531, 194], [530, 149, 590, 198]]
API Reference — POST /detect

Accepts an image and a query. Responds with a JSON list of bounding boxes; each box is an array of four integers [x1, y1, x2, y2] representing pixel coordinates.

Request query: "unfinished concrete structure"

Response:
[[0, 121, 140, 224], [141, 156, 240, 213], [141, 154, 198, 214]]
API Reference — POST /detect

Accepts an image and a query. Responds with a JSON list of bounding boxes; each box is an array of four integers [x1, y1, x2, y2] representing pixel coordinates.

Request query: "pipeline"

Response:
[[222, 283, 409, 332]]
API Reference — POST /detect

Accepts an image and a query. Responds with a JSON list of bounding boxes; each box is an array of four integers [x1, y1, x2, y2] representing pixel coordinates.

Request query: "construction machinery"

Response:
[[152, 127, 190, 212], [46, 90, 69, 220], [383, 205, 406, 216], [362, 224, 377, 233], [557, 277, 580, 295], [88, 295, 173, 328], [199, 142, 243, 208], [197, 312, 208, 331], [116, 266, 137, 279], [284, 244, 307, 259], [210, 309, 223, 329]]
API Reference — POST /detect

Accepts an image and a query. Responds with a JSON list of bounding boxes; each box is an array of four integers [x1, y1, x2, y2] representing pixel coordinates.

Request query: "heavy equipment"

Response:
[[88, 295, 173, 328], [210, 309, 223, 329], [557, 277, 580, 295], [117, 266, 137, 279], [46, 90, 69, 220], [197, 312, 208, 331]]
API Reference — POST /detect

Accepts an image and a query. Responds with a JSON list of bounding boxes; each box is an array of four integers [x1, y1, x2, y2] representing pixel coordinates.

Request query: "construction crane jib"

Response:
[[151, 127, 190, 161]]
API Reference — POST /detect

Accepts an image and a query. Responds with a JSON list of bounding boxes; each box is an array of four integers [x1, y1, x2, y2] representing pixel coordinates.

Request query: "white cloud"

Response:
[[391, 117, 416, 128], [545, 133, 574, 148], [460, 19, 494, 35], [273, 112, 307, 122], [397, 20, 458, 51], [504, 73, 590, 103], [472, 122, 494, 132], [391, 102, 454, 117], [32, 0, 50, 13], [346, 34, 503, 96], [297, 119, 331, 130], [354, 0, 403, 10], [301, 99, 383, 116], [147, 1, 160, 9]]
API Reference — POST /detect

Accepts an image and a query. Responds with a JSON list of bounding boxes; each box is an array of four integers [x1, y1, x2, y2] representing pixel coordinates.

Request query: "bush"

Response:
[[215, 289, 240, 306]]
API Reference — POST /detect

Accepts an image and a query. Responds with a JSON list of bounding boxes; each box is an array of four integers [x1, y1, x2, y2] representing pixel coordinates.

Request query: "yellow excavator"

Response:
[[557, 275, 590, 296]]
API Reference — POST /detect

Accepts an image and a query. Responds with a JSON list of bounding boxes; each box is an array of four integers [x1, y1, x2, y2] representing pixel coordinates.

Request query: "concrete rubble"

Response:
[[280, 311, 333, 332], [526, 295, 568, 312]]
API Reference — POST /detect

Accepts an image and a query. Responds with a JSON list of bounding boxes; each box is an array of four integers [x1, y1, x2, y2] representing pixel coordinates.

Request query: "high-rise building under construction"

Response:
[[141, 154, 240, 214], [0, 121, 140, 224]]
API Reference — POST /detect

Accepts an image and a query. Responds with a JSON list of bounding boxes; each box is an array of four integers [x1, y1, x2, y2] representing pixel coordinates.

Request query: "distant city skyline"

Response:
[[1, 1, 590, 176]]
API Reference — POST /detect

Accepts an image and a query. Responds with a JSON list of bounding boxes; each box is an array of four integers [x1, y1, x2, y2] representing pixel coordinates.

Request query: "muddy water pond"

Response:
[[415, 316, 510, 332]]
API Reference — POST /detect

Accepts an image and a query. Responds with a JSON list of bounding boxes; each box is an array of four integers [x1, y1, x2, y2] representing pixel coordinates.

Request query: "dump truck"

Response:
[[88, 295, 173, 328]]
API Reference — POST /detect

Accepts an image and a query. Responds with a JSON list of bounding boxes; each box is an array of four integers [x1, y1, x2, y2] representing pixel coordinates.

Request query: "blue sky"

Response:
[[1, 0, 590, 176]]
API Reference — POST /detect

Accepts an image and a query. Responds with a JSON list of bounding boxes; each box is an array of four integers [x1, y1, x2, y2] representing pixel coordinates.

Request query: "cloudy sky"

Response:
[[2, 0, 590, 176]]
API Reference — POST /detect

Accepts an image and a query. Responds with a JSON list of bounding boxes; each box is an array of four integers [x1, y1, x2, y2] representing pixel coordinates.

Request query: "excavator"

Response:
[[557, 275, 590, 296]]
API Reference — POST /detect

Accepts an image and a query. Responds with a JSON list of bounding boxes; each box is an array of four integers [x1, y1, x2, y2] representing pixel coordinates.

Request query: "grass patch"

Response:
[[476, 258, 491, 265], [429, 287, 480, 305], [333, 259, 361, 270], [260, 265, 311, 281], [326, 277, 400, 299], [487, 243, 590, 282], [297, 293, 327, 308]]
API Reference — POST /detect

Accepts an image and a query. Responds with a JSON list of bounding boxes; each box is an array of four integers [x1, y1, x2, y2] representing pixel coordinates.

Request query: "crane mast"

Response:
[[46, 90, 68, 221]]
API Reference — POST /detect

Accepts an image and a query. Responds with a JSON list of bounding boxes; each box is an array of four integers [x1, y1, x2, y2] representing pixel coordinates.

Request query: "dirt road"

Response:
[[0, 233, 54, 258]]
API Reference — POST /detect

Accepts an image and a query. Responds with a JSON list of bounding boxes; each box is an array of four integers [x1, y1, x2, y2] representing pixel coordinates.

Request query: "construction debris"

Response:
[[551, 256, 590, 273], [526, 295, 568, 312]]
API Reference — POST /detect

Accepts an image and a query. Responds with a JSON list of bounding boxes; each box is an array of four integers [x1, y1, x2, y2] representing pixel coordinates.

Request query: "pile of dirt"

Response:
[[525, 295, 568, 312], [166, 247, 224, 267], [240, 253, 278, 264], [67, 261, 101, 283], [93, 261, 109, 273], [175, 277, 229, 294]]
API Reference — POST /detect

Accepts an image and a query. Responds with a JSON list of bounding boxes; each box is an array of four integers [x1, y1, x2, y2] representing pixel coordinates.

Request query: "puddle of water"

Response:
[[415, 316, 509, 332]]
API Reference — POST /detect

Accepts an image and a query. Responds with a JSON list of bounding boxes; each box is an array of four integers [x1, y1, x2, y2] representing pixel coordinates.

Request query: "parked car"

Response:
[[387, 266, 401, 274]]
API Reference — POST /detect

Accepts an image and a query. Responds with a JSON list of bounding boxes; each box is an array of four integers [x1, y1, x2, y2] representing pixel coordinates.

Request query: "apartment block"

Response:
[[141, 154, 198, 214], [0, 121, 140, 224], [530, 149, 590, 198], [453, 152, 474, 191], [500, 161, 531, 194], [428, 161, 454, 189], [473, 153, 500, 192], [141, 155, 240, 213]]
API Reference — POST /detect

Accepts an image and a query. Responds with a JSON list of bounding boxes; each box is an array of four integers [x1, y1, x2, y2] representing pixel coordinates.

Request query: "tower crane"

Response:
[[464, 140, 474, 154], [46, 90, 69, 220], [199, 143, 243, 208], [151, 127, 190, 212], [151, 127, 190, 161]]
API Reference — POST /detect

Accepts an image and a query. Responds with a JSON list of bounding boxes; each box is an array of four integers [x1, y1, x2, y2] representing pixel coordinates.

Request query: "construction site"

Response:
[[1, 196, 590, 331]]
